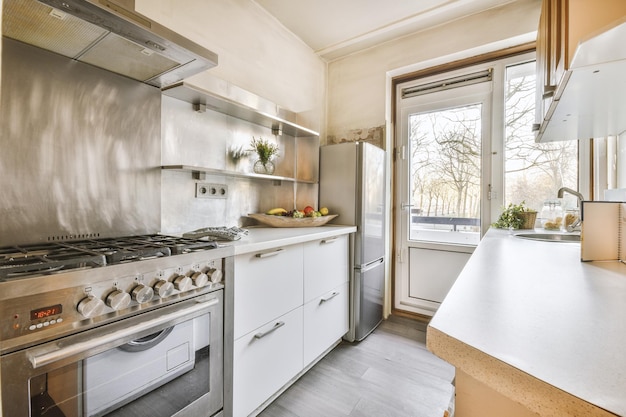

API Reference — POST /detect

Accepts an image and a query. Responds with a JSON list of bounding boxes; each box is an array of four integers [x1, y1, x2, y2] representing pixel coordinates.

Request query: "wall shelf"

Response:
[[161, 165, 318, 184], [161, 74, 319, 138]]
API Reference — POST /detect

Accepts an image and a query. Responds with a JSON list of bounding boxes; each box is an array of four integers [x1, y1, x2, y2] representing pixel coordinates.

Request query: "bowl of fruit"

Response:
[[248, 206, 338, 228]]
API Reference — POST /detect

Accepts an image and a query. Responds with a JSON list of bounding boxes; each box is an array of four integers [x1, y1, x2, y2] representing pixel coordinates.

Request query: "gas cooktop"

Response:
[[0, 235, 218, 281]]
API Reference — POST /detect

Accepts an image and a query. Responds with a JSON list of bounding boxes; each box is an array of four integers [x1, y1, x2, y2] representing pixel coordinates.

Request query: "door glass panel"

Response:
[[504, 61, 578, 212], [408, 104, 482, 244]]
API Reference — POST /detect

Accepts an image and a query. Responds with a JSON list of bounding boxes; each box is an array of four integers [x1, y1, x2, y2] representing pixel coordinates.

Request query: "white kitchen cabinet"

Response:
[[233, 245, 303, 339], [303, 282, 349, 366], [233, 307, 303, 417], [303, 234, 350, 366], [230, 231, 352, 416], [303, 234, 349, 302]]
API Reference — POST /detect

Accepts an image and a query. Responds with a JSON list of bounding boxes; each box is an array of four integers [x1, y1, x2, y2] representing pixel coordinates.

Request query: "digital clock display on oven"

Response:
[[30, 304, 63, 320]]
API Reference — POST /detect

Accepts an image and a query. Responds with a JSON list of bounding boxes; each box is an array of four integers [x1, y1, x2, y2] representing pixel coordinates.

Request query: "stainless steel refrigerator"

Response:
[[319, 142, 386, 342]]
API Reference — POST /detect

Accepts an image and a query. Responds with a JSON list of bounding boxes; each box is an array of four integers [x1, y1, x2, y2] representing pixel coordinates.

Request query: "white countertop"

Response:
[[428, 228, 626, 416], [224, 225, 356, 255]]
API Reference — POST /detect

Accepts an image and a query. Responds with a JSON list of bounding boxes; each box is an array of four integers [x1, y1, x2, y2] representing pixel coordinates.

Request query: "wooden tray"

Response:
[[248, 213, 338, 228]]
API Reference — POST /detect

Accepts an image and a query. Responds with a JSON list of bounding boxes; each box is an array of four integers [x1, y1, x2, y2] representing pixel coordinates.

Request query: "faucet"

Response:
[[557, 187, 584, 232]]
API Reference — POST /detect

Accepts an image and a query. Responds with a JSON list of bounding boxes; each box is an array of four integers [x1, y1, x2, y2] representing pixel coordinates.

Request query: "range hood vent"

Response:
[[3, 0, 218, 87]]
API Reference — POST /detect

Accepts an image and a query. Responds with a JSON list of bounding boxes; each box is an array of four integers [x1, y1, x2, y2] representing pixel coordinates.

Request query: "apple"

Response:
[[303, 205, 315, 216]]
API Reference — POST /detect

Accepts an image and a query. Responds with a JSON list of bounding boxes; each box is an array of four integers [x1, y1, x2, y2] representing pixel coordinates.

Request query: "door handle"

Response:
[[254, 321, 285, 339], [28, 297, 219, 369], [255, 248, 284, 258], [320, 291, 339, 304]]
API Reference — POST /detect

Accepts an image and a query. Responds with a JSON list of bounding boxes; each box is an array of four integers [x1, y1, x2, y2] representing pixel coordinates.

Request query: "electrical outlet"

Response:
[[196, 183, 228, 199]]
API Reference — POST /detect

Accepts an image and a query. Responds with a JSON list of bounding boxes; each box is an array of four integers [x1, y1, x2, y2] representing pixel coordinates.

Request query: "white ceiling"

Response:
[[254, 0, 518, 61]]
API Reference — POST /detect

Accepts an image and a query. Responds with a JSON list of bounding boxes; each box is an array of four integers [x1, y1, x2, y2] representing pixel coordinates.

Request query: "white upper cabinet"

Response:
[[535, 0, 626, 142]]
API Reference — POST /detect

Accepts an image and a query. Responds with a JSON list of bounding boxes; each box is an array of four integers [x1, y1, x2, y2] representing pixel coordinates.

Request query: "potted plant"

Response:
[[492, 201, 537, 230], [250, 136, 279, 175]]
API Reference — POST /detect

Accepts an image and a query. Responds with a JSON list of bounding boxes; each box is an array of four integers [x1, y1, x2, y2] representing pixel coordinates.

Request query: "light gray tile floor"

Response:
[[258, 315, 455, 417]]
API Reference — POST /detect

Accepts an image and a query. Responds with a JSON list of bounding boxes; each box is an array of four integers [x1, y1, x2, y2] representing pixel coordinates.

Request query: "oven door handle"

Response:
[[28, 296, 220, 369]]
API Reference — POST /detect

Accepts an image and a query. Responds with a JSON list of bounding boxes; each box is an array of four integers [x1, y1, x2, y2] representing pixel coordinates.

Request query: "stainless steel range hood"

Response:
[[2, 0, 218, 87]]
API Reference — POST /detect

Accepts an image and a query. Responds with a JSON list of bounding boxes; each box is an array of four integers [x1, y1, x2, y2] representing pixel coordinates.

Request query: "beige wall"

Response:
[[135, 0, 327, 133], [326, 0, 542, 144]]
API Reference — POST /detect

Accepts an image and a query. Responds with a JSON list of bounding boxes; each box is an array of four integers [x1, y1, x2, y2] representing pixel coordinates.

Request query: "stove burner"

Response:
[[62, 238, 172, 264], [0, 235, 218, 280], [137, 235, 219, 254], [0, 244, 107, 280]]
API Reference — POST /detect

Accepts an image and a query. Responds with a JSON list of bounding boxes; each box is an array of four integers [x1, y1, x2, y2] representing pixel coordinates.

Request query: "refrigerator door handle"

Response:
[[357, 257, 384, 272]]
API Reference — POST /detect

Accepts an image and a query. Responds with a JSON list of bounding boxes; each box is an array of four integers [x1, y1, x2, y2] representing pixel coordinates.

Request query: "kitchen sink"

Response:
[[515, 233, 581, 242]]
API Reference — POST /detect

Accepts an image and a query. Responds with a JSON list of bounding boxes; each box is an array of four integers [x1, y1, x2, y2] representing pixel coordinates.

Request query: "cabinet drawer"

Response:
[[234, 245, 303, 339], [303, 234, 349, 303], [303, 282, 349, 366], [233, 307, 303, 417]]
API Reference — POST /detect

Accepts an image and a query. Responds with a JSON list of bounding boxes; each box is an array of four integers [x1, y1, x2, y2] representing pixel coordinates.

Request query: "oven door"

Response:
[[1, 291, 223, 417]]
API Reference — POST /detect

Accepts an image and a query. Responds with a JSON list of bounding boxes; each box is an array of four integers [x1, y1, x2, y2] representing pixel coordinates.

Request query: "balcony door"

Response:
[[395, 66, 493, 316]]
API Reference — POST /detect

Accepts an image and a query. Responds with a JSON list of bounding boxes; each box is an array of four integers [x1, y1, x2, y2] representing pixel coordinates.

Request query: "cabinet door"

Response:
[[303, 235, 349, 303], [303, 282, 349, 366], [234, 245, 303, 339], [233, 307, 303, 417]]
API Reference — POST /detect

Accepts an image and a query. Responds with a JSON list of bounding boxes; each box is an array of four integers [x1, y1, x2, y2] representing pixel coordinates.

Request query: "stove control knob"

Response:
[[106, 290, 131, 311], [154, 280, 174, 298], [131, 284, 154, 304], [191, 271, 209, 288], [173, 275, 192, 292], [207, 268, 223, 284], [77, 295, 105, 318]]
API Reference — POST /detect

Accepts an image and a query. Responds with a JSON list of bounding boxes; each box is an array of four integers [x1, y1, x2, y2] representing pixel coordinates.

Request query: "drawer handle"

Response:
[[320, 291, 339, 304], [255, 248, 284, 258], [254, 321, 285, 339], [321, 237, 338, 244]]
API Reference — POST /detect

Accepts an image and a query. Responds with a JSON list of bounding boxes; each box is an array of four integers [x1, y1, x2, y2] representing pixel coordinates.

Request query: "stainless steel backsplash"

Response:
[[0, 38, 161, 246], [160, 95, 319, 235]]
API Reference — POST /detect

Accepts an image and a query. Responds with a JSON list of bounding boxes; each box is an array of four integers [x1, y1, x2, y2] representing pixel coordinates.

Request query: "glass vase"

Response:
[[253, 160, 275, 175]]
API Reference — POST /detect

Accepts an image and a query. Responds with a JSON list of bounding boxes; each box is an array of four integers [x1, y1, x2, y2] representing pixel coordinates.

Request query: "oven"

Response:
[[0, 235, 231, 417]]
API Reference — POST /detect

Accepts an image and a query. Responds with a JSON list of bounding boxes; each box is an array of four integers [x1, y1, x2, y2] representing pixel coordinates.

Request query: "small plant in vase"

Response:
[[492, 201, 537, 230], [250, 136, 279, 175]]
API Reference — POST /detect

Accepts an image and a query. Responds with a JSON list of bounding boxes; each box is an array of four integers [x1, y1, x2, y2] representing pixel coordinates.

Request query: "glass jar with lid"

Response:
[[562, 208, 580, 231], [540, 199, 563, 230]]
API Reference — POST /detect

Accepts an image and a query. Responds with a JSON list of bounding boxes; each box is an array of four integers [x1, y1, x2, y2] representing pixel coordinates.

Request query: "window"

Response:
[[407, 102, 483, 243], [397, 53, 582, 247], [503, 61, 578, 212], [398, 67, 492, 246]]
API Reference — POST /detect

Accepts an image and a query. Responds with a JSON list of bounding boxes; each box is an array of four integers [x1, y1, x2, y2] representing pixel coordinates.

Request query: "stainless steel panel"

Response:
[[0, 38, 161, 246], [1, 290, 224, 417], [160, 95, 318, 234], [162, 74, 319, 137], [319, 143, 358, 225], [3, 0, 218, 87], [3, 0, 108, 56], [354, 258, 384, 341], [360, 142, 386, 263], [319, 142, 386, 265], [321, 142, 386, 343], [79, 31, 180, 81], [296, 135, 319, 182]]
